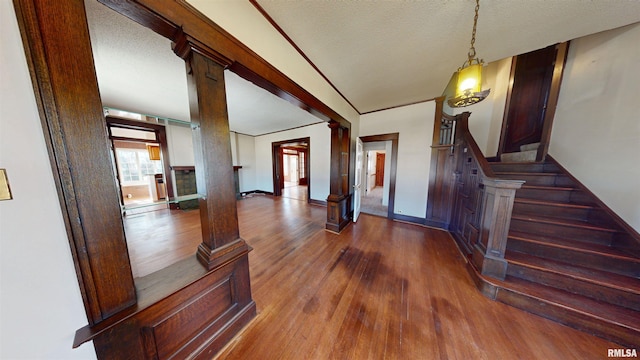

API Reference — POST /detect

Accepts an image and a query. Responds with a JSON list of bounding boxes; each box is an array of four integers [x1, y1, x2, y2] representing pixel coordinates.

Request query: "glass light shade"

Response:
[[456, 63, 483, 98]]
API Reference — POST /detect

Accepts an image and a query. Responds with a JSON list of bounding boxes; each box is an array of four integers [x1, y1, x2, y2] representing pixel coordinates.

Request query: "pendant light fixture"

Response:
[[447, 0, 490, 108]]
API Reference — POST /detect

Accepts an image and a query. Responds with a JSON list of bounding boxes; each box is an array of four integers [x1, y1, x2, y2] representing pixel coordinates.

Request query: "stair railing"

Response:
[[426, 105, 524, 279]]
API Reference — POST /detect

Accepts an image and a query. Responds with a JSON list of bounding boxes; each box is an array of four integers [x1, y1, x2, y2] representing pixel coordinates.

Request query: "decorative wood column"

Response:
[[326, 120, 351, 233], [471, 178, 524, 279], [14, 0, 136, 325], [173, 34, 251, 271]]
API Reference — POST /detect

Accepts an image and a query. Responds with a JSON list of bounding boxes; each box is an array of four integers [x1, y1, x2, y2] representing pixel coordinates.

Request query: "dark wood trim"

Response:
[[248, 0, 360, 116], [392, 213, 425, 225], [326, 121, 351, 232], [425, 96, 455, 229], [97, 0, 350, 130], [13, 0, 137, 325], [109, 136, 157, 144], [360, 97, 438, 115], [178, 47, 250, 270], [497, 57, 519, 160], [255, 121, 325, 137], [359, 133, 399, 219], [536, 42, 569, 161], [171, 166, 195, 172], [309, 198, 327, 207], [106, 116, 166, 132]]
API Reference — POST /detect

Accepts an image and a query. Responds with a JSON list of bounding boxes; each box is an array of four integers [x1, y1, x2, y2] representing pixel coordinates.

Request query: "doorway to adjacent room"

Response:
[[272, 137, 310, 202]]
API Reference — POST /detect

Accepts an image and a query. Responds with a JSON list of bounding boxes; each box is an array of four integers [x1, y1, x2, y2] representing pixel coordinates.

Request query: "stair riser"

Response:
[[510, 219, 614, 246], [490, 163, 561, 173], [513, 202, 591, 222], [507, 239, 640, 278], [496, 174, 573, 187], [496, 288, 640, 348], [507, 263, 640, 311], [516, 188, 593, 204]]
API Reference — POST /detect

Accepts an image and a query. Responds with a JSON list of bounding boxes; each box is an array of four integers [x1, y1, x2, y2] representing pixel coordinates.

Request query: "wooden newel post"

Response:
[[472, 178, 524, 280], [174, 34, 250, 270], [326, 120, 351, 233]]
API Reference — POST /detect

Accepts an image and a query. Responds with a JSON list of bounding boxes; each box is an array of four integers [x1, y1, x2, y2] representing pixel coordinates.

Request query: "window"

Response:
[[116, 148, 162, 185]]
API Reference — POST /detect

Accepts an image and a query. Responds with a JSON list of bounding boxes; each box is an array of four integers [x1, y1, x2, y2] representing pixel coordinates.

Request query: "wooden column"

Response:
[[472, 178, 524, 279], [326, 120, 351, 233], [174, 34, 250, 270], [14, 0, 136, 325], [425, 96, 458, 229]]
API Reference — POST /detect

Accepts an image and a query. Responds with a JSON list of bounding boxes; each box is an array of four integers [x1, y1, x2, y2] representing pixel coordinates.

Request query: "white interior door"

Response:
[[353, 138, 363, 222]]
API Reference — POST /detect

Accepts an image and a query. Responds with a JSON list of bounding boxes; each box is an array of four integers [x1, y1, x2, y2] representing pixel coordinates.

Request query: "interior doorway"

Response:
[[358, 133, 399, 219], [272, 137, 310, 202], [107, 116, 173, 214]]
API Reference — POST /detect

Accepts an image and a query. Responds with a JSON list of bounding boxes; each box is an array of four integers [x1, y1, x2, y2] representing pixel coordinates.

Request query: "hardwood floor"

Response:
[[124, 196, 622, 359], [124, 207, 201, 278]]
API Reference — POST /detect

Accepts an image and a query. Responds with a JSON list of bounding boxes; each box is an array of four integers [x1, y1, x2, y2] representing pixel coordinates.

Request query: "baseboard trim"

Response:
[[392, 213, 425, 225], [309, 199, 327, 207]]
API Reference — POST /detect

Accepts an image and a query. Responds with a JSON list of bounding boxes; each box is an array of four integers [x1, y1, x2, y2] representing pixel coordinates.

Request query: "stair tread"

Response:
[[508, 231, 639, 262], [501, 276, 640, 330], [511, 214, 618, 233], [495, 171, 561, 176], [514, 197, 597, 210], [520, 184, 576, 190], [493, 161, 542, 165], [506, 251, 640, 294]]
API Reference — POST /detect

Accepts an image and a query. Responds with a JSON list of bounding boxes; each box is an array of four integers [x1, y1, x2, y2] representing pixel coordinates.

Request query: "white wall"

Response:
[[0, 1, 96, 358], [187, 0, 359, 127], [235, 133, 257, 193], [360, 101, 435, 218], [550, 23, 640, 232], [253, 123, 331, 201]]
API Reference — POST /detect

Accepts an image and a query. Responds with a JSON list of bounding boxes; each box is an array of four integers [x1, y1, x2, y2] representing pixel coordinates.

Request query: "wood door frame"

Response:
[[497, 42, 569, 161], [271, 137, 310, 201], [360, 133, 398, 219], [106, 116, 175, 205]]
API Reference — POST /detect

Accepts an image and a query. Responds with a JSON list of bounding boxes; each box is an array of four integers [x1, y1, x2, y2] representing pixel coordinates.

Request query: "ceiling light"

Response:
[[447, 0, 490, 108]]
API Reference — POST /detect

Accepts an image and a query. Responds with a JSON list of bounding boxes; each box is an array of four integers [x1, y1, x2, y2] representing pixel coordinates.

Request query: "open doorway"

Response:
[[357, 134, 398, 219], [272, 137, 310, 202], [107, 115, 173, 215]]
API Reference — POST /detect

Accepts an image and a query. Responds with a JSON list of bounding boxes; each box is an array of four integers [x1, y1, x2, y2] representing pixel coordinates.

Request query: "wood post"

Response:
[[174, 34, 250, 270], [326, 120, 351, 233], [472, 178, 524, 280]]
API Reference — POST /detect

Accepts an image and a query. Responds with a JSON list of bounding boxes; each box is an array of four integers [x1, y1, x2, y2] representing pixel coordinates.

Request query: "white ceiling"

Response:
[[85, 0, 323, 136], [252, 0, 640, 113], [87, 0, 640, 133]]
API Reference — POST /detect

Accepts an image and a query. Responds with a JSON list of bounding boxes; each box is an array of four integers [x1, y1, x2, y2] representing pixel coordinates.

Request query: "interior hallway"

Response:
[[123, 196, 618, 358], [360, 186, 387, 217]]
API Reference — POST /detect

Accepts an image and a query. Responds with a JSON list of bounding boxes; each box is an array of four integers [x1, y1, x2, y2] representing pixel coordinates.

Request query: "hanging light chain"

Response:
[[468, 0, 480, 61]]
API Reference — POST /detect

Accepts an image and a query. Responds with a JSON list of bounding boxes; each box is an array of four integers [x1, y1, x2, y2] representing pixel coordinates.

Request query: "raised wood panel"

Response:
[[149, 277, 235, 359], [92, 255, 255, 359]]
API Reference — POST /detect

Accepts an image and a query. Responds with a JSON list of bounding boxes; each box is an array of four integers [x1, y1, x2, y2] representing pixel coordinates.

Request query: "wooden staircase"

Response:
[[488, 159, 640, 347]]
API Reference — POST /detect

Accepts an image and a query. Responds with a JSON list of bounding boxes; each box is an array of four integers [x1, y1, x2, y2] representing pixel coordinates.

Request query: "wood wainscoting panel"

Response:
[[93, 254, 255, 360]]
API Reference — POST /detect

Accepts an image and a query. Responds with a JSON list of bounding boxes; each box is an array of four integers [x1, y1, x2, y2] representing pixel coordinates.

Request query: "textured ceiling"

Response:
[[86, 0, 322, 136], [87, 0, 640, 133], [253, 0, 640, 113]]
